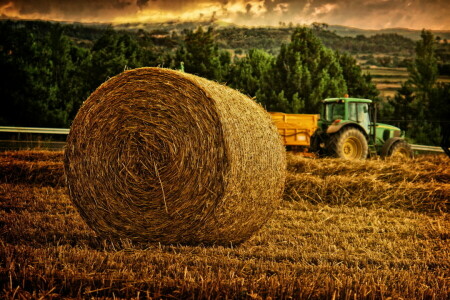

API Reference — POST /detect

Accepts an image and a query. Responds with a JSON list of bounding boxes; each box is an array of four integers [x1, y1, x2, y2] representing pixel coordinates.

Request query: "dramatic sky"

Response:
[[1, 0, 449, 30]]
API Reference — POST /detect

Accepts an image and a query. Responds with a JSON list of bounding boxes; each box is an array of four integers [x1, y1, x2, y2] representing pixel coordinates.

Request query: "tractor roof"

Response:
[[323, 98, 372, 103]]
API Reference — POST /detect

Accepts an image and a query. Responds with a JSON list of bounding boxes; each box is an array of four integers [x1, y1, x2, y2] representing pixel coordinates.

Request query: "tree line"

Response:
[[0, 21, 377, 126], [0, 20, 448, 145]]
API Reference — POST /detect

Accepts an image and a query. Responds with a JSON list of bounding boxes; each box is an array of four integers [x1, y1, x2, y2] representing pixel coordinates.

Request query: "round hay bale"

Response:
[[64, 67, 286, 245]]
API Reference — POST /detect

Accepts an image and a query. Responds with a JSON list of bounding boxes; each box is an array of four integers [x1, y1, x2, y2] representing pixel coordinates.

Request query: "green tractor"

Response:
[[318, 97, 413, 159]]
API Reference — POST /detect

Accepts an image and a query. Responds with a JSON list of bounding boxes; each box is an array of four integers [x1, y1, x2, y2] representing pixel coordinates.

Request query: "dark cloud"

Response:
[[263, 0, 277, 12], [245, 3, 252, 14], [0, 0, 449, 29], [0, 0, 137, 19], [137, 0, 150, 9]]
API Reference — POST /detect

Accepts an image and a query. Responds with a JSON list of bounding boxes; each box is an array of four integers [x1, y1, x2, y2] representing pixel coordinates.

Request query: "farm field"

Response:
[[362, 67, 450, 98], [1, 151, 449, 299], [362, 67, 408, 98]]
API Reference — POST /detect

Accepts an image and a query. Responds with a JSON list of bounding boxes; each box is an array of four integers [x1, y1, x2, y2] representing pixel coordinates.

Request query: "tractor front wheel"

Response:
[[327, 127, 368, 160]]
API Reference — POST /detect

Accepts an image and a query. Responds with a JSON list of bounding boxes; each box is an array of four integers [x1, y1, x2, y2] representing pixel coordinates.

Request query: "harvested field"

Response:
[[286, 154, 450, 212], [1, 151, 449, 299], [362, 67, 450, 99], [0, 150, 64, 186]]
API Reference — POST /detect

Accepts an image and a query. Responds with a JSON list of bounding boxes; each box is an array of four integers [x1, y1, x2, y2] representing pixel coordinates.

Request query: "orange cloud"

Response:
[[0, 0, 449, 30]]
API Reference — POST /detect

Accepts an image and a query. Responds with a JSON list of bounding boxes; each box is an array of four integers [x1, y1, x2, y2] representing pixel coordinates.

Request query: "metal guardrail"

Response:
[[0, 126, 70, 135], [0, 126, 69, 151], [0, 126, 446, 154], [410, 144, 444, 153]]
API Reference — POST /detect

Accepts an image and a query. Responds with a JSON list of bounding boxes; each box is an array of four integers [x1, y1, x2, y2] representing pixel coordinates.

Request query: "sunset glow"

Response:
[[0, 0, 448, 30]]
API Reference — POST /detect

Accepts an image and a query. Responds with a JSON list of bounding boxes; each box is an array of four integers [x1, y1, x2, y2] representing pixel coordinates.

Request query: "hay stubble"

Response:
[[1, 151, 449, 299]]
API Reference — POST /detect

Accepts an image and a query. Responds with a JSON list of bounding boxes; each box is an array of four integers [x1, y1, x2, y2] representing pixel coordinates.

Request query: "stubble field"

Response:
[[0, 151, 449, 299]]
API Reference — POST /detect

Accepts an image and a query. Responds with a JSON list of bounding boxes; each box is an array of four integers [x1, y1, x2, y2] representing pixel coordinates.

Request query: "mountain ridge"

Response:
[[1, 16, 449, 40]]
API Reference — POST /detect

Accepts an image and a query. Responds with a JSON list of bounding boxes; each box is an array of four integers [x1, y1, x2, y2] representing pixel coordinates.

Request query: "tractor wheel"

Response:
[[328, 127, 368, 160], [384, 140, 414, 159]]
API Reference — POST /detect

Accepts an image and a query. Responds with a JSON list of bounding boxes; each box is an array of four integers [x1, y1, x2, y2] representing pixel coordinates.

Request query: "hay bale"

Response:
[[64, 67, 285, 245]]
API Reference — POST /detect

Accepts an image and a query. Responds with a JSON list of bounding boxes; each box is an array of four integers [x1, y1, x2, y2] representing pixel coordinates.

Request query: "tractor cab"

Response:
[[322, 97, 372, 135]]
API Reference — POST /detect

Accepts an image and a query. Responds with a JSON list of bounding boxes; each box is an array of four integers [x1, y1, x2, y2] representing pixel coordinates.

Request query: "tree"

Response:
[[384, 82, 415, 130], [257, 27, 347, 113], [387, 29, 450, 145], [227, 49, 274, 97], [46, 25, 91, 126], [174, 27, 230, 82], [0, 21, 89, 127], [87, 30, 141, 92], [430, 83, 450, 148], [407, 30, 441, 145], [338, 52, 379, 100], [408, 30, 438, 105]]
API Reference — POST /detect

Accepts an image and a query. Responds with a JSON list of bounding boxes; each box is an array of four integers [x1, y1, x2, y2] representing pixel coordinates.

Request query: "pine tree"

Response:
[[387, 82, 415, 130], [407, 30, 441, 145], [257, 27, 347, 113], [408, 30, 438, 105], [0, 22, 89, 127], [338, 52, 379, 100], [228, 49, 274, 98], [174, 27, 230, 82], [388, 29, 449, 145], [88, 30, 141, 92]]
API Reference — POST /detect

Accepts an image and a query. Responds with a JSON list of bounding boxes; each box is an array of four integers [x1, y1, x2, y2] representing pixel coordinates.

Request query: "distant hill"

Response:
[[2, 15, 449, 41], [111, 21, 417, 55], [2, 18, 448, 62], [327, 25, 450, 41], [111, 21, 450, 41]]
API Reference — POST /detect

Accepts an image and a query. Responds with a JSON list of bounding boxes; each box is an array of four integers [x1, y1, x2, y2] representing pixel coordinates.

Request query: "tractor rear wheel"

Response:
[[328, 127, 368, 160]]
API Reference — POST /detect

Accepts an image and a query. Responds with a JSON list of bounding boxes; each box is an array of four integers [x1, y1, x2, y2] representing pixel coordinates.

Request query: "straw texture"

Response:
[[64, 67, 286, 245]]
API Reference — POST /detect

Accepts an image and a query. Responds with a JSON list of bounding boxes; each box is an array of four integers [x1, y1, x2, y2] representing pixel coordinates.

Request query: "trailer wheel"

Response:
[[383, 139, 413, 159], [328, 127, 368, 160]]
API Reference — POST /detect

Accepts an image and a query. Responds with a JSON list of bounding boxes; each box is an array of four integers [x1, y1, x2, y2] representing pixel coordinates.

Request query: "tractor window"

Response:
[[348, 103, 357, 121], [325, 103, 345, 121], [357, 103, 370, 133]]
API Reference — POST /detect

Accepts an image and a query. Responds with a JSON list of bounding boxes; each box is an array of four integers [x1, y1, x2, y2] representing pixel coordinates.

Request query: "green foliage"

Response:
[[87, 30, 142, 90], [338, 52, 379, 100], [408, 30, 438, 103], [406, 30, 443, 145], [436, 37, 450, 76], [0, 21, 163, 127], [216, 26, 416, 62], [311, 27, 415, 59], [430, 83, 450, 123], [174, 27, 230, 81], [228, 49, 274, 97], [257, 27, 347, 113], [384, 82, 415, 130], [216, 27, 291, 54], [384, 30, 450, 145], [0, 20, 381, 128], [0, 21, 89, 127]]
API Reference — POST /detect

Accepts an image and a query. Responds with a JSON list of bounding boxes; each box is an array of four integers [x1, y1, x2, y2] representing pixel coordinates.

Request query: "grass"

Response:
[[1, 150, 449, 299]]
